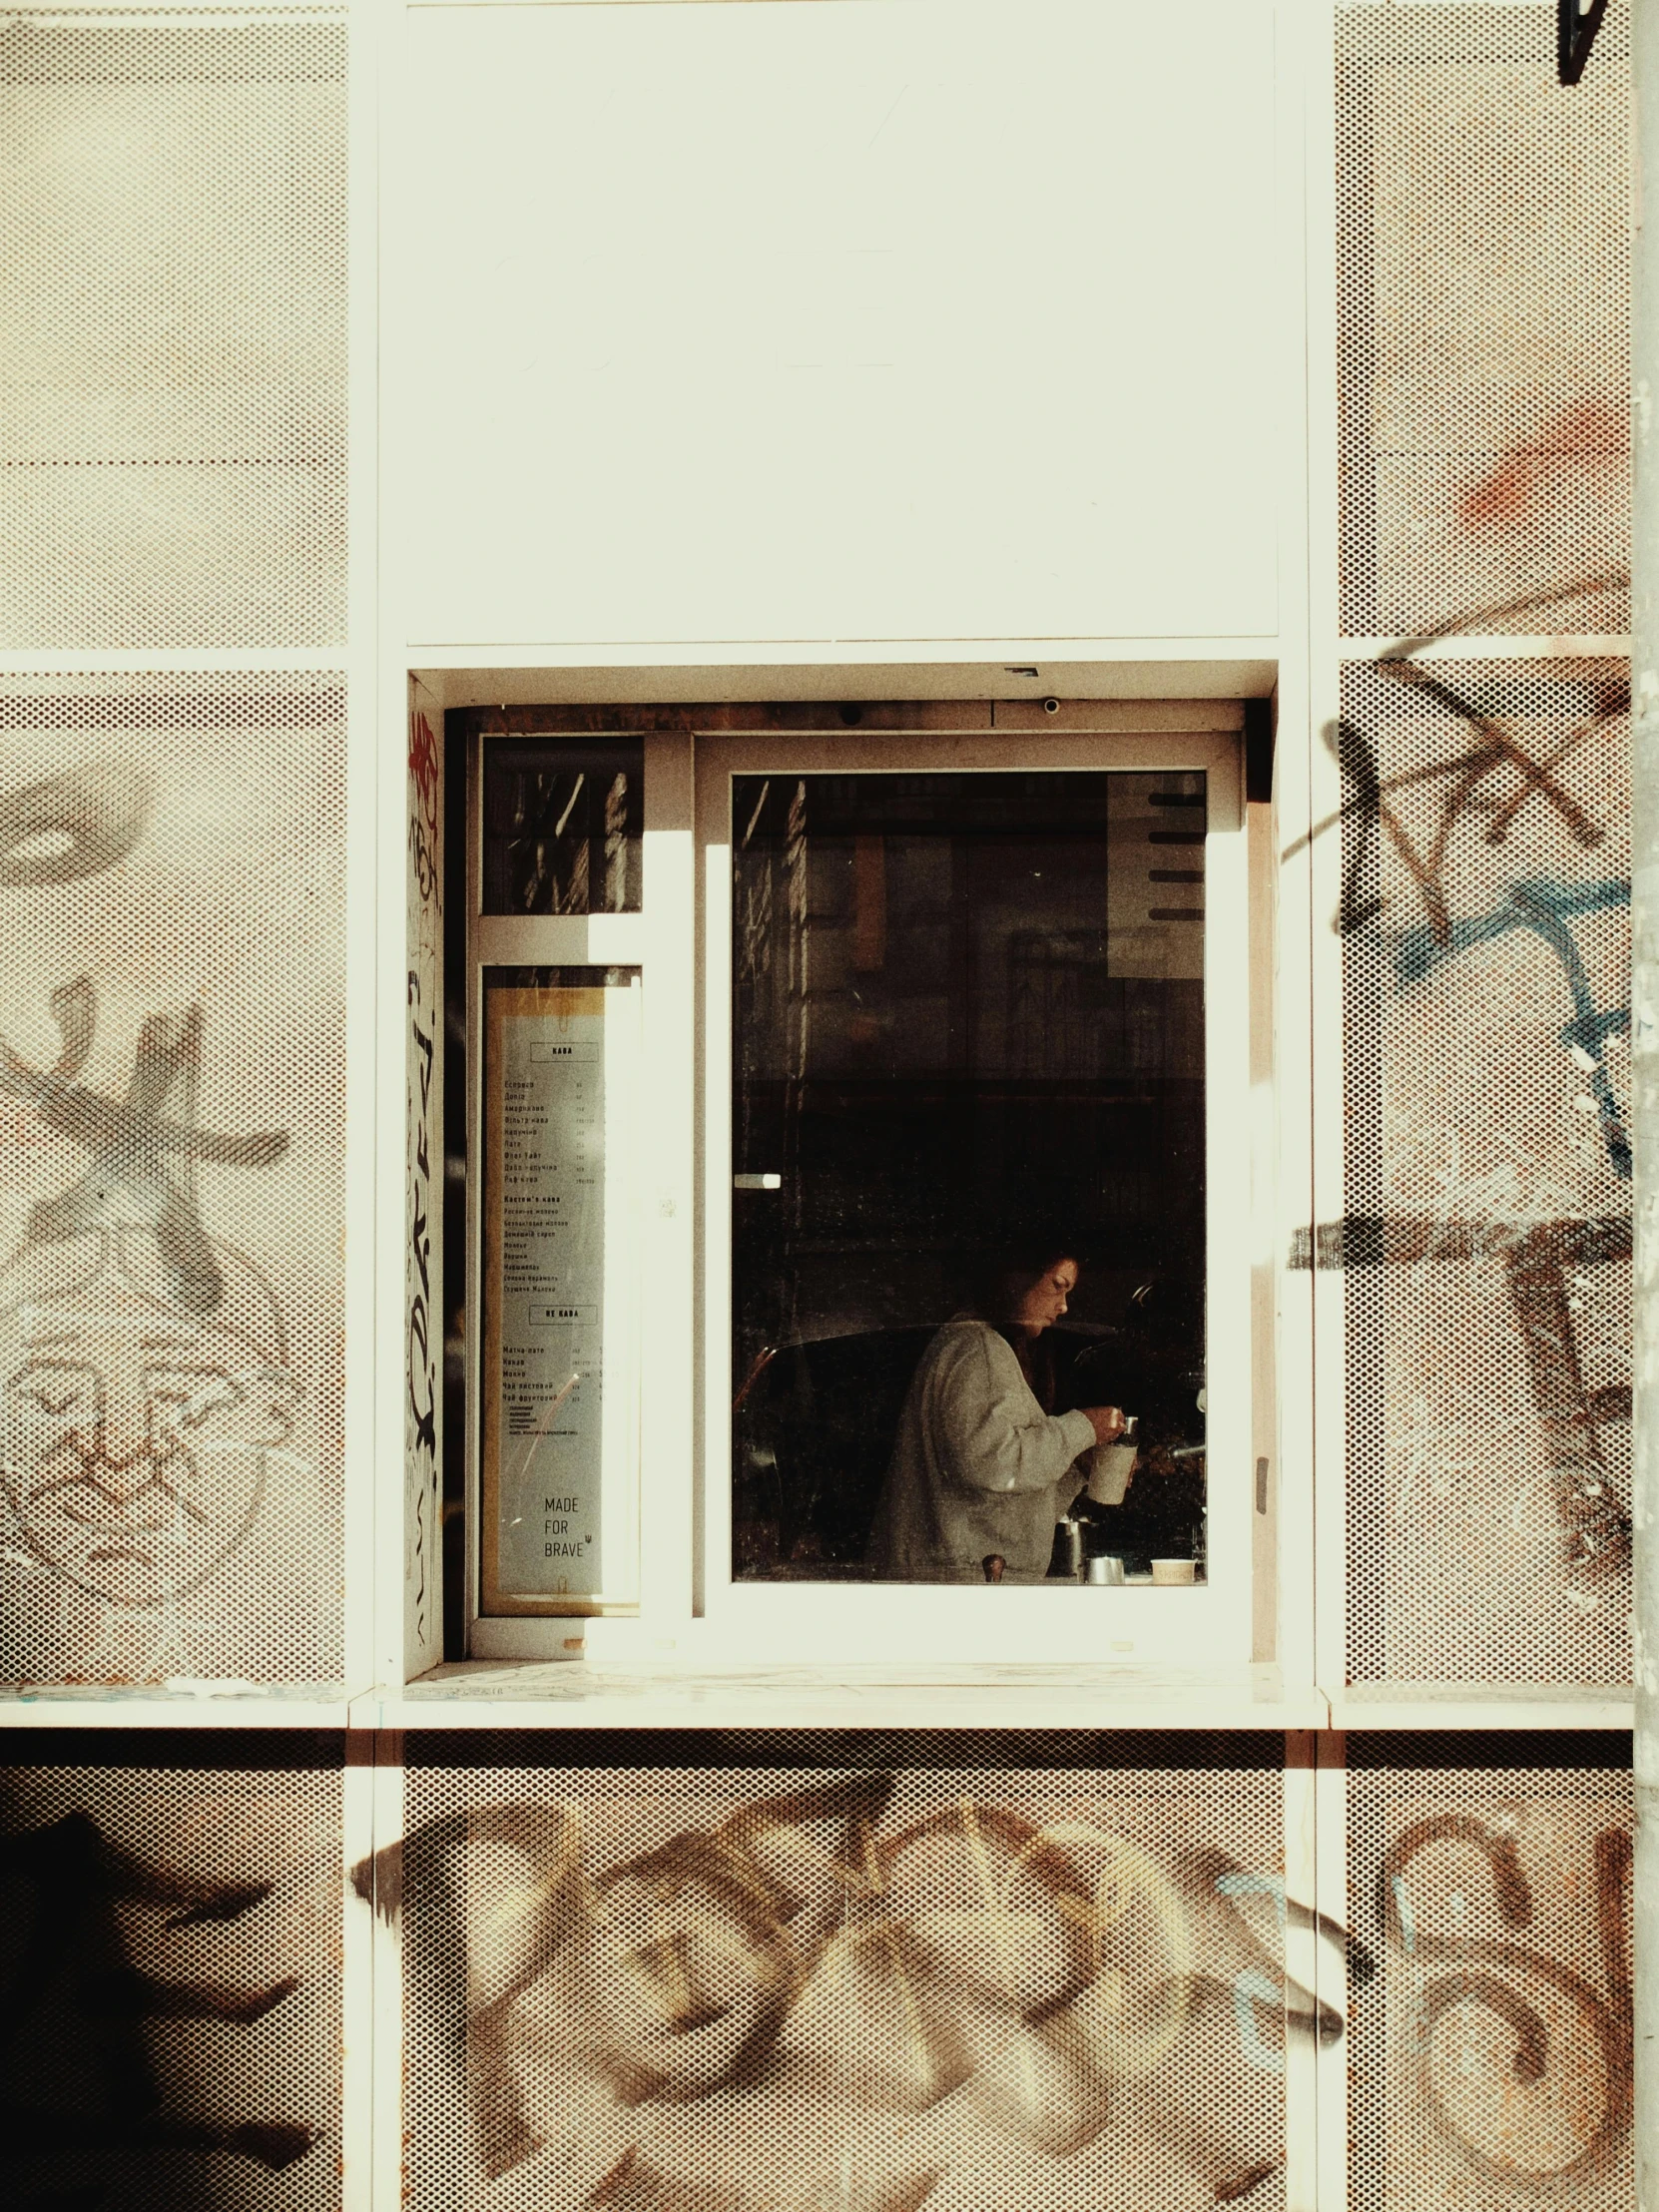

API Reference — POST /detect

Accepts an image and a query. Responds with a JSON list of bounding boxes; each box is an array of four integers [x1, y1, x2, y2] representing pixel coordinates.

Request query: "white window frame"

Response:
[[690, 725, 1253, 1669], [463, 731, 652, 1653], [465, 715, 1259, 1670]]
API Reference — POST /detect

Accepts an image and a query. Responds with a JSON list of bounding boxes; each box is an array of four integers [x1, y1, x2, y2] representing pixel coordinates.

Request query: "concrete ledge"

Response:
[[1325, 1681, 1634, 1732], [0, 1682, 358, 1730], [362, 1659, 1326, 1733]]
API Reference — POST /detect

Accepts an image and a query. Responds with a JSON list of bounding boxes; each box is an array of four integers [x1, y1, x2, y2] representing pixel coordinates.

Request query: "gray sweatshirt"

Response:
[[865, 1319, 1096, 1582]]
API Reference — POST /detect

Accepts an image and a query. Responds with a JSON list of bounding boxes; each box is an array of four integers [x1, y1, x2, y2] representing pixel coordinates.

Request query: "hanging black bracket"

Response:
[[1244, 697, 1275, 806], [1558, 0, 1608, 86]]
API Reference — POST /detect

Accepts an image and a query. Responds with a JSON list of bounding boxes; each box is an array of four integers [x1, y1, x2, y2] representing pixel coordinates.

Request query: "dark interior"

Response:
[[730, 769, 1208, 1581]]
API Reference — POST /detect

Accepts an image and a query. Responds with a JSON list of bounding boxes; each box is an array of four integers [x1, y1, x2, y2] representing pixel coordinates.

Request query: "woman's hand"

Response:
[[1081, 1404, 1126, 1445]]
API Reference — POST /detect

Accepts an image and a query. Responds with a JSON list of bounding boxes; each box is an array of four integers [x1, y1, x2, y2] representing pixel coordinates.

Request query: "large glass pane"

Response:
[[481, 967, 640, 1613], [481, 738, 643, 913], [731, 772, 1207, 1585]]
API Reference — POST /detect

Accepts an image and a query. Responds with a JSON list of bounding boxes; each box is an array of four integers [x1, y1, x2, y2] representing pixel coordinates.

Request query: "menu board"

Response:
[[481, 981, 639, 1611]]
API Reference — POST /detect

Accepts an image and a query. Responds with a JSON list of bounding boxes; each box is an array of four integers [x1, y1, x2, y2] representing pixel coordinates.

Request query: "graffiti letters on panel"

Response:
[[1357, 1782, 1635, 2205], [0, 709, 340, 1685], [0, 770, 294, 1672], [0, 976, 294, 1611], [1331, 0, 1633, 1676], [406, 705, 443, 1665], [363, 1767, 1364, 2210], [1287, 570, 1632, 1659]]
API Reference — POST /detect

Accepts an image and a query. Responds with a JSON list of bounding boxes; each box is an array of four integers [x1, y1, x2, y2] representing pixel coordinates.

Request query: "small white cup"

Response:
[[1083, 1441, 1138, 1506], [1151, 1557, 1196, 1586]]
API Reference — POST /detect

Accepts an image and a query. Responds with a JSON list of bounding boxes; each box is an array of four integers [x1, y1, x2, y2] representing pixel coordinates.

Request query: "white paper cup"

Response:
[[1151, 1557, 1196, 1586], [1083, 1441, 1138, 1506]]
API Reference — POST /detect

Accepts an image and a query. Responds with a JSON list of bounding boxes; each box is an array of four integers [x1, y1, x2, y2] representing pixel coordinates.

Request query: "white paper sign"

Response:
[[483, 984, 638, 1608]]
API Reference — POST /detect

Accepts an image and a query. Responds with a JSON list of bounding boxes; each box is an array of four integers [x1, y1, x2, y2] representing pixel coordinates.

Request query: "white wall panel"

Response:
[[0, 12, 348, 650], [400, 0, 1280, 651]]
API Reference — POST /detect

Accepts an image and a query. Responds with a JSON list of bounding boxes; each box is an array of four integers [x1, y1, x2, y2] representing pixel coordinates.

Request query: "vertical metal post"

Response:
[[1633, 6, 1659, 2206]]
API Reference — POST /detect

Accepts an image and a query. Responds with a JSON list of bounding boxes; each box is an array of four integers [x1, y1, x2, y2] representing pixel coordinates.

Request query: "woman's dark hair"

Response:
[[968, 1229, 1085, 1323], [966, 1227, 1085, 1405]]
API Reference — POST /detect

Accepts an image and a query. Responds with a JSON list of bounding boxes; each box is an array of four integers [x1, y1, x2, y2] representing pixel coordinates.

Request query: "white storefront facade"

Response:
[[0, 5, 1637, 2207]]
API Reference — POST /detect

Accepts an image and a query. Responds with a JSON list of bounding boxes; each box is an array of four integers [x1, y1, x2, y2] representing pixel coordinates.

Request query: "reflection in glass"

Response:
[[482, 739, 643, 914], [481, 967, 640, 1613], [731, 773, 1207, 1584]]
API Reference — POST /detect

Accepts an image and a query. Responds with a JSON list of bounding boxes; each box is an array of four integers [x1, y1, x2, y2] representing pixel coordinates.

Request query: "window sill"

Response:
[[364, 1657, 1323, 1731], [0, 1681, 359, 1729], [1323, 1681, 1634, 1731]]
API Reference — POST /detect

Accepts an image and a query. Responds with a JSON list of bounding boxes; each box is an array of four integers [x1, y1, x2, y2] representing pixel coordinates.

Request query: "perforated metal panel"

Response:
[[0, 673, 347, 1685], [0, 1730, 344, 2209], [1347, 1738, 1632, 2209], [0, 8, 347, 648], [1337, 3, 1630, 637], [386, 1735, 1295, 2212], [1337, 658, 1631, 1684]]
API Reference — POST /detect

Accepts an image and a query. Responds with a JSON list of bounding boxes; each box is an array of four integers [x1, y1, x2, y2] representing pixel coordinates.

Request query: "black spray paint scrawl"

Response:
[[0, 763, 300, 1672]]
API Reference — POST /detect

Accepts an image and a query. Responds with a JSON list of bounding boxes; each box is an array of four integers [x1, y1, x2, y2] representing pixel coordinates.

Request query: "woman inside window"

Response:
[[865, 1235, 1127, 1583]]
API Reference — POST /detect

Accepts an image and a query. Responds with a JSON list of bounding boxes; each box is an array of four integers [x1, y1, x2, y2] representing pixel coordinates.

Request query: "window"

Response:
[[463, 734, 647, 1630], [727, 769, 1207, 1586], [458, 712, 1257, 1667]]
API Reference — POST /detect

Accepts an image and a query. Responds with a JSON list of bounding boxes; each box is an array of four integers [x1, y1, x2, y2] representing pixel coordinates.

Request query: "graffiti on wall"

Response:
[[0, 686, 346, 1684], [364, 1760, 1639, 2209], [0, 981, 298, 1617], [1286, 579, 1633, 1672], [0, 1760, 342, 2208], [361, 1765, 1358, 2210], [0, 1755, 1626, 2212], [406, 702, 443, 1671], [0, 770, 297, 1677], [1348, 1765, 1636, 2208], [1379, 1814, 1630, 2193], [1329, 0, 1634, 1678]]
